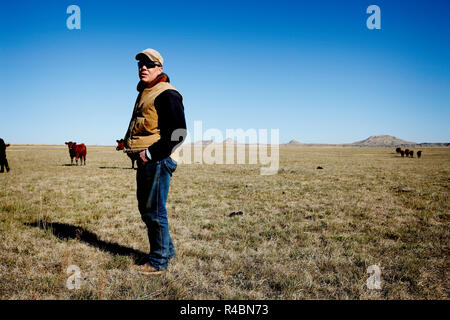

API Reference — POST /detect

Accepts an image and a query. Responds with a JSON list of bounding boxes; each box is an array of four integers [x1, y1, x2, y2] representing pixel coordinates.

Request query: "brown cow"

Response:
[[116, 139, 136, 169], [65, 141, 87, 165], [417, 151, 422, 158]]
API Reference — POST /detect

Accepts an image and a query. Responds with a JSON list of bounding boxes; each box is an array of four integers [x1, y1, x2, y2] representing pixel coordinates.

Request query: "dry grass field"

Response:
[[0, 145, 448, 299]]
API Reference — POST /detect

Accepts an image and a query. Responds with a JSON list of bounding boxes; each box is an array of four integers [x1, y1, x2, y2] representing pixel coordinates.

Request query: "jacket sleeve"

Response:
[[146, 89, 187, 161]]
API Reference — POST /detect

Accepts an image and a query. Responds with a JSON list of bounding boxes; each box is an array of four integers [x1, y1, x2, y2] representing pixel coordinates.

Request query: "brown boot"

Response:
[[134, 263, 164, 275]]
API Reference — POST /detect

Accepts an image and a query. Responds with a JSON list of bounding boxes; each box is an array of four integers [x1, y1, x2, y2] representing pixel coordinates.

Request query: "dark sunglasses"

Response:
[[138, 61, 161, 69]]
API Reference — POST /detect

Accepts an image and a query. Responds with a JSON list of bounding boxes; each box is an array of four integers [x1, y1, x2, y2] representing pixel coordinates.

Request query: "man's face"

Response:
[[138, 60, 163, 84]]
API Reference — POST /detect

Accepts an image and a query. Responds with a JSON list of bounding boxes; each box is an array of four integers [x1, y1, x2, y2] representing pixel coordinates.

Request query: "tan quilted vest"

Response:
[[125, 81, 179, 161]]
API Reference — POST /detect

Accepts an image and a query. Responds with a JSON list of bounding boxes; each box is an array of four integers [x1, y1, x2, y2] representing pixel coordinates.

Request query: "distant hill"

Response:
[[413, 142, 450, 147], [348, 135, 416, 147], [282, 135, 449, 147], [285, 139, 302, 146]]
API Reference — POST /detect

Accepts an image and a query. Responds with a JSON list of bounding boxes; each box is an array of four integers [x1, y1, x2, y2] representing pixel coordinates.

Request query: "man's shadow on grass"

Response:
[[24, 220, 147, 264]]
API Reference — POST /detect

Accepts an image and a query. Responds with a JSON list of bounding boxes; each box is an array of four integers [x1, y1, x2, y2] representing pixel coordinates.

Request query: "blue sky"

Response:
[[1, 0, 449, 145]]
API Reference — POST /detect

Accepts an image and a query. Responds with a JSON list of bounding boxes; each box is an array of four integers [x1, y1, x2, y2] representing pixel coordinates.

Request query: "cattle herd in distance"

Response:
[[395, 147, 422, 158]]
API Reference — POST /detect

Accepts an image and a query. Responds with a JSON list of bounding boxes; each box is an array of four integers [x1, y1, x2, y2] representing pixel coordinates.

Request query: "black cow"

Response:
[[417, 151, 422, 158], [0, 138, 10, 173]]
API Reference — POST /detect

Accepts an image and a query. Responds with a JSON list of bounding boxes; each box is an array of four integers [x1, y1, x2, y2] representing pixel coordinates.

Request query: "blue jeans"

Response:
[[136, 156, 177, 270]]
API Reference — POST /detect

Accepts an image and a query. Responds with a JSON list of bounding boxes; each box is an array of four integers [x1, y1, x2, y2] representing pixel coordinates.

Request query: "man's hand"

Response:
[[139, 150, 149, 165]]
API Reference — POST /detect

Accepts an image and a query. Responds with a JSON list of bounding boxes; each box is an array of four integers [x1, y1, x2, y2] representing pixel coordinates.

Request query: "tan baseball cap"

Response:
[[135, 48, 164, 66]]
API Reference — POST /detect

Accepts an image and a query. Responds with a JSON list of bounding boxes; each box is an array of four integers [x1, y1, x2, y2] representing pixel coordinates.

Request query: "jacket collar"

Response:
[[137, 73, 170, 92]]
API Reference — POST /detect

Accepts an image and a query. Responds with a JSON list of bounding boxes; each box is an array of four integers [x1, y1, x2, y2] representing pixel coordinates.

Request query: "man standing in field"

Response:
[[124, 48, 187, 275]]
